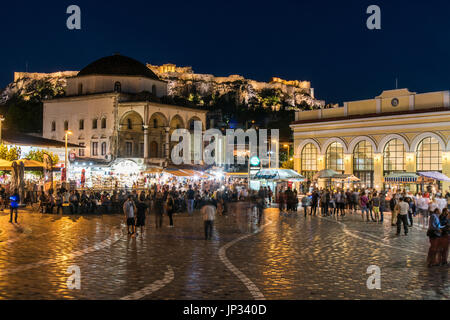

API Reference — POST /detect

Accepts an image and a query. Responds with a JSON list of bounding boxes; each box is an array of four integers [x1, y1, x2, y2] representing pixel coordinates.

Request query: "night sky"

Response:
[[1, 0, 450, 104]]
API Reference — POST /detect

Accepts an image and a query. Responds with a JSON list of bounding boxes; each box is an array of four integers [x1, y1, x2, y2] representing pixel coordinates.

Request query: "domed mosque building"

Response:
[[43, 54, 207, 184]]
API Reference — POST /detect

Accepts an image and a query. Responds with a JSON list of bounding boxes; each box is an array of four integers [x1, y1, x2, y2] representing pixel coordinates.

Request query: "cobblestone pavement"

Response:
[[0, 204, 447, 300]]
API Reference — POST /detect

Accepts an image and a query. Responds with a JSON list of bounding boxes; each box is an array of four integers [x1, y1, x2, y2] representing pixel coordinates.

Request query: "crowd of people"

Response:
[[280, 186, 450, 267], [2, 178, 450, 267]]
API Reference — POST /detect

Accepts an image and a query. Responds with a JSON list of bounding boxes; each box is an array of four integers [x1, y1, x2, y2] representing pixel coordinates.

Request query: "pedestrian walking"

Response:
[[9, 188, 20, 223], [396, 198, 409, 236], [154, 192, 164, 228], [123, 195, 137, 235], [201, 200, 216, 240], [427, 208, 444, 267], [438, 208, 449, 265], [135, 199, 148, 235], [166, 193, 175, 227]]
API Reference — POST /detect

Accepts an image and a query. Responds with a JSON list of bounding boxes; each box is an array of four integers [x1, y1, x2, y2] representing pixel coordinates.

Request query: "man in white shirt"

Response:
[[416, 193, 429, 228], [396, 198, 409, 236], [437, 196, 447, 213], [202, 201, 216, 240]]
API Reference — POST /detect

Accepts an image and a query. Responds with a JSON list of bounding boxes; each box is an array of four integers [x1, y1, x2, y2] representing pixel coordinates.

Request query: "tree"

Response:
[[0, 144, 21, 161], [281, 159, 294, 170], [25, 149, 59, 164]]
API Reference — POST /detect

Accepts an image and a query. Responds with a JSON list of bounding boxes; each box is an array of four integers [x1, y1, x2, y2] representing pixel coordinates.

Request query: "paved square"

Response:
[[0, 205, 447, 300]]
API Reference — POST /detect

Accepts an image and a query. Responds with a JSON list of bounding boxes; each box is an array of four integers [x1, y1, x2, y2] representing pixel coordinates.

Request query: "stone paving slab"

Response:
[[0, 205, 447, 300]]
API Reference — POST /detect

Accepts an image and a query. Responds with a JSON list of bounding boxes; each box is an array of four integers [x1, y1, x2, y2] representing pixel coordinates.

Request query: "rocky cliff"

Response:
[[1, 65, 324, 110]]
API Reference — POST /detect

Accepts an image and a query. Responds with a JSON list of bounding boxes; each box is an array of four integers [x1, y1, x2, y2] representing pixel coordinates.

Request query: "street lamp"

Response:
[[0, 115, 4, 145], [64, 130, 73, 180]]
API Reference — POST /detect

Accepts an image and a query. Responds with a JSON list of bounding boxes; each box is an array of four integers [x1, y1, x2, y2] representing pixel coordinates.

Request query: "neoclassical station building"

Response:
[[291, 89, 450, 191], [43, 54, 207, 168]]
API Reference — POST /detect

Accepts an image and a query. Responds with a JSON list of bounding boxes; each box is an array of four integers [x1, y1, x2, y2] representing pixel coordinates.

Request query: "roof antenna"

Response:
[[395, 77, 398, 89]]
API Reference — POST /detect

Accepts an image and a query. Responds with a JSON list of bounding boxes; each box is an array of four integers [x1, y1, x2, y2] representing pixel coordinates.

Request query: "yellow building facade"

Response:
[[291, 89, 450, 192]]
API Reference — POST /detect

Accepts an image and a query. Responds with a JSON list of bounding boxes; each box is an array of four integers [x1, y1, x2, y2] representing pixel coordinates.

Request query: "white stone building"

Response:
[[43, 54, 207, 167]]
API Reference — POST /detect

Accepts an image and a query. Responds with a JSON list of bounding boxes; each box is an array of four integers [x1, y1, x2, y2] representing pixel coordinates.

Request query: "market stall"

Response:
[[251, 169, 305, 197], [384, 172, 419, 192]]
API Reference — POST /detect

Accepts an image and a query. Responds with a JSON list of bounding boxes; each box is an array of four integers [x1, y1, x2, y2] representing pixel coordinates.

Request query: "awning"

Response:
[[418, 171, 450, 182], [384, 172, 419, 183], [0, 159, 12, 170], [142, 167, 163, 174], [253, 169, 305, 182], [163, 169, 191, 177], [313, 169, 339, 180], [332, 174, 361, 182], [225, 172, 248, 177]]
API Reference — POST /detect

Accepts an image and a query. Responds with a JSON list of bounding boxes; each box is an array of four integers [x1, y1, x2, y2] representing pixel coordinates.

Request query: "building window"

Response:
[[92, 119, 98, 129], [51, 121, 56, 132], [79, 143, 85, 157], [101, 142, 107, 156], [92, 142, 98, 156], [417, 137, 442, 171], [79, 119, 84, 130], [101, 118, 107, 129], [353, 141, 374, 171], [127, 118, 132, 130], [114, 82, 121, 93], [152, 85, 157, 96], [326, 142, 344, 173], [153, 118, 158, 128], [353, 141, 374, 188], [126, 142, 133, 157], [301, 143, 318, 181], [383, 139, 405, 173], [78, 83, 83, 95], [64, 121, 69, 131]]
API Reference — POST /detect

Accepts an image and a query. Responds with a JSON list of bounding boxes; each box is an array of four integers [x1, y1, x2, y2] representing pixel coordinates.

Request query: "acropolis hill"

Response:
[[1, 63, 324, 110]]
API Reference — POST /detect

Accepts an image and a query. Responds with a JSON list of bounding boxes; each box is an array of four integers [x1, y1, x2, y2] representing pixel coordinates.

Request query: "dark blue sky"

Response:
[[1, 0, 450, 104]]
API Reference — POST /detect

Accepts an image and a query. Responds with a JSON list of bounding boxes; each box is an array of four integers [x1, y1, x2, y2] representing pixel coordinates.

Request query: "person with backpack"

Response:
[[9, 188, 20, 223], [123, 195, 137, 236]]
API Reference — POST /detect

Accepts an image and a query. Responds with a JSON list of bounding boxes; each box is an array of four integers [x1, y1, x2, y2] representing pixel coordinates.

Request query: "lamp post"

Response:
[[0, 115, 4, 145], [64, 130, 73, 180]]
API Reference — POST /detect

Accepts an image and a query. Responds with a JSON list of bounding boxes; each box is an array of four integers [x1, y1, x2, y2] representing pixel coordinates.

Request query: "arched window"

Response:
[[383, 139, 405, 173], [353, 140, 374, 188], [152, 85, 157, 96], [51, 121, 56, 132], [92, 119, 98, 129], [417, 137, 442, 171], [114, 82, 121, 93], [326, 142, 344, 173], [64, 121, 69, 131], [101, 142, 107, 156], [153, 118, 158, 128], [301, 143, 318, 181], [78, 83, 83, 95], [101, 118, 107, 129], [79, 119, 84, 130], [127, 118, 133, 130]]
